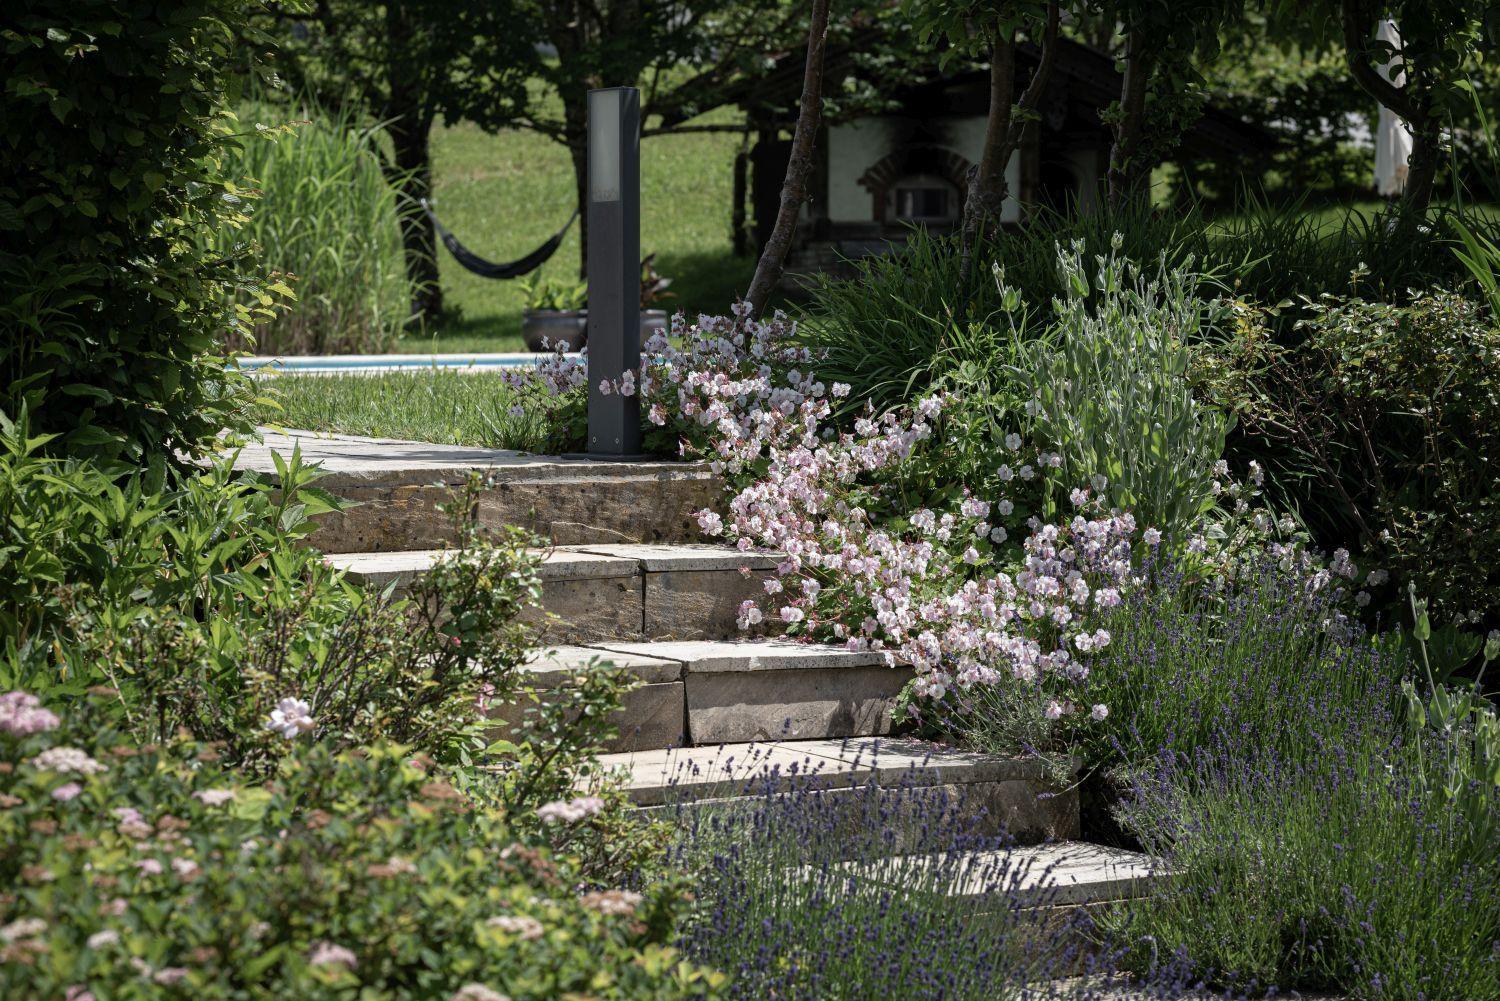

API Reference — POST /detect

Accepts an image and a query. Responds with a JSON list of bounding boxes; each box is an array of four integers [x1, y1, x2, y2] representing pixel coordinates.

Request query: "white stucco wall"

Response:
[[827, 116, 1021, 224]]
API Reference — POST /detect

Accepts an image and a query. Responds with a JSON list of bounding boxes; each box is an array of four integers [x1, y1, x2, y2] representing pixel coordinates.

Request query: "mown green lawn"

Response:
[[402, 109, 754, 354]]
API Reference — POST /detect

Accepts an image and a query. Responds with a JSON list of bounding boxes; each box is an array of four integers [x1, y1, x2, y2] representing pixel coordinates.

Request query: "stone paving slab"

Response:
[[596, 742, 825, 805], [236, 430, 721, 552], [587, 638, 890, 673], [644, 569, 772, 640], [790, 736, 1062, 785], [684, 664, 910, 742], [570, 543, 781, 572], [323, 550, 445, 590], [523, 644, 682, 684], [237, 429, 709, 485], [326, 548, 641, 588]]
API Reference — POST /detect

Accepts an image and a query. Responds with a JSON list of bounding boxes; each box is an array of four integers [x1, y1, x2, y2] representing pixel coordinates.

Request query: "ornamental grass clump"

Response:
[[218, 93, 414, 355]]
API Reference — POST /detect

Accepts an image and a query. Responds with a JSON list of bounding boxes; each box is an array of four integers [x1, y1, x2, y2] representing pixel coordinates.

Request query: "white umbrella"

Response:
[[1374, 18, 1413, 196]]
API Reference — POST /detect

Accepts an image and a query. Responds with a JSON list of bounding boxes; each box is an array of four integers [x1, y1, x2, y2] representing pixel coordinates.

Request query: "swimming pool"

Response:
[[238, 352, 579, 376]]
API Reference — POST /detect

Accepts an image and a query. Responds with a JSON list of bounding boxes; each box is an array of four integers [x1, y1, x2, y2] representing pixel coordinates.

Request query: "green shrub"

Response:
[[220, 95, 414, 354], [1, 416, 555, 774], [798, 202, 1500, 413], [1205, 289, 1500, 619], [0, 1, 288, 459], [1027, 240, 1233, 537], [0, 689, 722, 999], [0, 411, 341, 663]]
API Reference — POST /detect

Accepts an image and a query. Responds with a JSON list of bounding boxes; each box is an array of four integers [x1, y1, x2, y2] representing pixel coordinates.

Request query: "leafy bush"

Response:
[[1205, 288, 1500, 619], [0, 411, 341, 664], [2, 417, 552, 773], [0, 1, 286, 458], [798, 202, 1500, 415], [1027, 240, 1234, 538], [219, 95, 414, 354], [0, 689, 721, 999]]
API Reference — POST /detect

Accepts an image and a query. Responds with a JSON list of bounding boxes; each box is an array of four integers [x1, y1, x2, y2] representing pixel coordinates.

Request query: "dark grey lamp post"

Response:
[[581, 86, 643, 459]]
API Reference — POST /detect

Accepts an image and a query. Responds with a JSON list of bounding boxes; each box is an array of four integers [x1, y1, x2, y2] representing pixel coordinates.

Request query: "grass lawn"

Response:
[[254, 369, 548, 451], [403, 108, 754, 354]]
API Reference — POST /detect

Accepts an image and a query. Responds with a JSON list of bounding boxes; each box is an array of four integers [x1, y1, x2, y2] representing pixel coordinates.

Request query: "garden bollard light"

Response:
[[582, 86, 642, 459]]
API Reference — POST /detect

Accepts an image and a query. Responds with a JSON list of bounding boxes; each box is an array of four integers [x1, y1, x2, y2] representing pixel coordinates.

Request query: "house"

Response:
[[731, 36, 1275, 284]]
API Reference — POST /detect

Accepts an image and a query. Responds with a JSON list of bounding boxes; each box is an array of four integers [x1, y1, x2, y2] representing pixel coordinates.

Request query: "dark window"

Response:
[[894, 186, 951, 220]]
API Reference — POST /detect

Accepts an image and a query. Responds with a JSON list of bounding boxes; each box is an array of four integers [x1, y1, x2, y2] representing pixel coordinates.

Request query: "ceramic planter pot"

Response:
[[522, 309, 588, 352], [641, 308, 669, 340]]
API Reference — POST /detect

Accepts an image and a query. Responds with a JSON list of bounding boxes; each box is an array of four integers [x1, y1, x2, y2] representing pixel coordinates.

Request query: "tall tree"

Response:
[[745, 0, 831, 317], [1098, 0, 1242, 208], [1333, 0, 1488, 215], [265, 1, 540, 319], [911, 0, 1062, 296]]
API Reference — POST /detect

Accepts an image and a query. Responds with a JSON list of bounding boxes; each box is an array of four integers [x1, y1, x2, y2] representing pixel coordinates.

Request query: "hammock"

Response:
[[420, 198, 579, 280]]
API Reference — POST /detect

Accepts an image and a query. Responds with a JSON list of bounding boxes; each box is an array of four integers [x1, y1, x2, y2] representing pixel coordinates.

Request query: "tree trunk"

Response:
[[1107, 29, 1153, 211], [744, 0, 831, 319], [387, 114, 443, 320], [957, 36, 1017, 297], [1404, 119, 1440, 215], [732, 135, 751, 257], [956, 2, 1059, 303]]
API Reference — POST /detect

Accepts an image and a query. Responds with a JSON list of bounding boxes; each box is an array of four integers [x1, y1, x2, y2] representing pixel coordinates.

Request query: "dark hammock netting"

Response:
[[420, 198, 578, 280]]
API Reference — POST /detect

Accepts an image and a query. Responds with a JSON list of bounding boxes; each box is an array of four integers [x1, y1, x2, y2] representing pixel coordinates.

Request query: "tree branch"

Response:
[[1339, 0, 1423, 125]]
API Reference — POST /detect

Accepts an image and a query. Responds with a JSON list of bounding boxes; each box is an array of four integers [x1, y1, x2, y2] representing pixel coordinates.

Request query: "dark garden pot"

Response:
[[523, 309, 587, 352], [641, 308, 669, 341]]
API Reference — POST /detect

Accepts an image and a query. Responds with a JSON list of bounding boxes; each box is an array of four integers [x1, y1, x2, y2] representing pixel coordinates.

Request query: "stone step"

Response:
[[841, 841, 1163, 910], [493, 644, 689, 753], [325, 544, 778, 643], [594, 639, 912, 745], [598, 736, 1078, 845], [489, 639, 911, 750], [235, 429, 721, 553]]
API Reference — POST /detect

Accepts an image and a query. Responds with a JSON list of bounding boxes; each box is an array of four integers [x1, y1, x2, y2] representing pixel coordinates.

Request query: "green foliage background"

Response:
[[0, 1, 291, 459]]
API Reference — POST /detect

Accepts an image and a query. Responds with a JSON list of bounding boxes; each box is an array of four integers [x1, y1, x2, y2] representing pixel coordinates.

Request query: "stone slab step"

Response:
[[597, 736, 1078, 844], [325, 544, 778, 643], [236, 429, 721, 552], [486, 639, 910, 750], [589, 639, 912, 744], [491, 645, 689, 753], [843, 841, 1163, 909]]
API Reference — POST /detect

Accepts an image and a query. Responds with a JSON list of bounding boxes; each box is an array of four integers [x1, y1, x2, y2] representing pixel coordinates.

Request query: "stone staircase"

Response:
[[239, 429, 1166, 943]]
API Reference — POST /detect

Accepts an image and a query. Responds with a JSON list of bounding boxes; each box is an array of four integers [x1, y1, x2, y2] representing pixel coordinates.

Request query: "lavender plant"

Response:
[[1107, 724, 1500, 999], [665, 754, 1111, 1000]]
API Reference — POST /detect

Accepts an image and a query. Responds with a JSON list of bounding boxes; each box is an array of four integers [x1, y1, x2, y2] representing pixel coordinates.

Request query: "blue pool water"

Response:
[[239, 353, 576, 375]]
